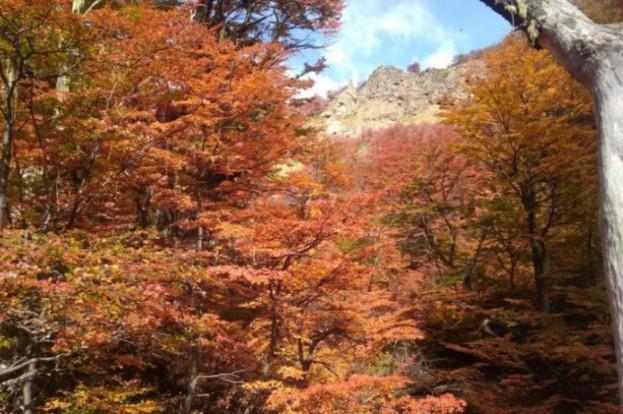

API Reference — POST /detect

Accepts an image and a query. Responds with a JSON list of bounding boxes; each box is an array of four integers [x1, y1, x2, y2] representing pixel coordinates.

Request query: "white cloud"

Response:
[[325, 43, 353, 73], [422, 40, 457, 69], [323, 0, 451, 82], [291, 0, 471, 98], [297, 73, 344, 99]]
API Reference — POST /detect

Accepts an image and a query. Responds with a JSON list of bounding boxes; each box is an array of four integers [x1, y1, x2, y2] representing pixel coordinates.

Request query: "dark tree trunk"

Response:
[[182, 347, 199, 414], [0, 58, 18, 230], [464, 228, 488, 290], [523, 186, 550, 312], [529, 238, 550, 313], [262, 280, 282, 377]]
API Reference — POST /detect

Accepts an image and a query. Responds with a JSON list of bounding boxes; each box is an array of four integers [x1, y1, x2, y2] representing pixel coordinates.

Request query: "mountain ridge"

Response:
[[316, 60, 483, 136]]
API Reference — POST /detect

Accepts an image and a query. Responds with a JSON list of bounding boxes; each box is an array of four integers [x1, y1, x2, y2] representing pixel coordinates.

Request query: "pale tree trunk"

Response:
[[197, 226, 204, 251], [72, 0, 102, 15], [55, 0, 92, 98], [479, 0, 623, 407], [56, 0, 84, 95], [72, 0, 86, 14], [0, 57, 19, 230], [595, 53, 623, 408], [56, 0, 99, 94], [22, 361, 35, 414]]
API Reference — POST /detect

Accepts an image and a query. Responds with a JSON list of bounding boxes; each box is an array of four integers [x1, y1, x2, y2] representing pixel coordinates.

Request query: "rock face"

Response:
[[318, 62, 481, 136]]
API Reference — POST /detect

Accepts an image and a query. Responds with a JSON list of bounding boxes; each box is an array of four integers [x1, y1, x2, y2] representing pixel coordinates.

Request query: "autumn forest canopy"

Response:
[[1, 0, 623, 413]]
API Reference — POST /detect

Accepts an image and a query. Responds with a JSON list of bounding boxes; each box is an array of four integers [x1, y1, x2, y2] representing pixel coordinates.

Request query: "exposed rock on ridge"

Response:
[[318, 61, 480, 136]]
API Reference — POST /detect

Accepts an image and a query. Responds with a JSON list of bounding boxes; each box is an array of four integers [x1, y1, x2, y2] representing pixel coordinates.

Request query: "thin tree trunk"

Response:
[[509, 258, 517, 291], [0, 116, 13, 230], [197, 226, 204, 251], [464, 229, 488, 290], [182, 347, 199, 414], [57, 0, 89, 102], [56, 68, 70, 101], [263, 281, 281, 377], [22, 361, 35, 414], [0, 58, 18, 230], [523, 184, 550, 312], [530, 239, 550, 313]]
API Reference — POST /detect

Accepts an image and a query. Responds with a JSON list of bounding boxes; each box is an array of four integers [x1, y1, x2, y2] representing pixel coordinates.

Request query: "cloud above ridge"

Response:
[[293, 0, 510, 98], [324, 0, 453, 84]]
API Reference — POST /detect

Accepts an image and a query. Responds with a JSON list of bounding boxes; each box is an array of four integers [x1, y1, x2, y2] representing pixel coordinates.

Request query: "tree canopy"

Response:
[[0, 1, 620, 413]]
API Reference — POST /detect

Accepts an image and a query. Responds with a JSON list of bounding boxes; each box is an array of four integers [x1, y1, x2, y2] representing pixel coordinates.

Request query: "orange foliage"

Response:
[[0, 2, 613, 414]]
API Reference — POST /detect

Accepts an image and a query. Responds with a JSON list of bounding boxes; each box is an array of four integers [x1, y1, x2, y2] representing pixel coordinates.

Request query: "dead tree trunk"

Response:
[[478, 0, 623, 407]]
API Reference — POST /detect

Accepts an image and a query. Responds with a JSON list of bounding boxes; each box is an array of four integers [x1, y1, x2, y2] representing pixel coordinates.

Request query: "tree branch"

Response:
[[0, 354, 68, 380]]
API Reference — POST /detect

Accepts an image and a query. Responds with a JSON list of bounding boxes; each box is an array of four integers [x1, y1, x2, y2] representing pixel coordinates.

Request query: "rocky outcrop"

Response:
[[317, 61, 482, 136]]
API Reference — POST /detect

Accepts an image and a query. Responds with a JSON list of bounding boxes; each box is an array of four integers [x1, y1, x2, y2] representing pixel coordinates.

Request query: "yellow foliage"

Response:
[[44, 384, 161, 414]]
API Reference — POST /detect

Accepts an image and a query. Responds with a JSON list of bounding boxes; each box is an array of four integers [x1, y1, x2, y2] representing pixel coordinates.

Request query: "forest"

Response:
[[0, 0, 623, 413]]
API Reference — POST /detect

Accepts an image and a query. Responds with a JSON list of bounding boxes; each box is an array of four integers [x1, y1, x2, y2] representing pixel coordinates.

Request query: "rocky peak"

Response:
[[317, 60, 482, 137]]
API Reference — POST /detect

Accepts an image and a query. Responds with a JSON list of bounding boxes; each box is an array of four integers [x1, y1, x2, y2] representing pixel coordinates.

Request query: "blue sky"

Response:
[[293, 0, 510, 97]]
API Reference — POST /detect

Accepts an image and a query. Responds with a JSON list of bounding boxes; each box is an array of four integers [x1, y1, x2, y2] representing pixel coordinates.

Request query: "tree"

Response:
[[478, 0, 623, 405], [446, 36, 596, 311], [191, 0, 344, 50], [0, 1, 472, 413], [0, 1, 85, 230], [0, 230, 257, 414], [351, 124, 490, 289]]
